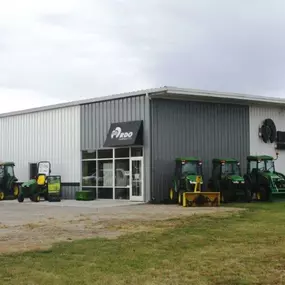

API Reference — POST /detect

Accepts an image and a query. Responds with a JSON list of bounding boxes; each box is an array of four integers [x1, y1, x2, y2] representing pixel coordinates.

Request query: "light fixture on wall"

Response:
[[275, 131, 285, 150]]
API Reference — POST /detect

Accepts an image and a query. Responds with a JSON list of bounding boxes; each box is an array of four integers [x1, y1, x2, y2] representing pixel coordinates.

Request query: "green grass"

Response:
[[2, 203, 285, 285]]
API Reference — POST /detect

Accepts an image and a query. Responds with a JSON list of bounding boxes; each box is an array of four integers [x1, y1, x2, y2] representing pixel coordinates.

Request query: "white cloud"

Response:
[[1, 0, 285, 113], [0, 87, 66, 114]]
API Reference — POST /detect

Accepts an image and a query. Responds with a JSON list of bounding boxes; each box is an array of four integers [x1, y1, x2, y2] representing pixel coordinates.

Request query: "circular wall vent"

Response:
[[259, 118, 276, 143]]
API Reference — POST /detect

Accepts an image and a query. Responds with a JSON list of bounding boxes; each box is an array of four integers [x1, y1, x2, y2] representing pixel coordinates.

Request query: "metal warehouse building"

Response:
[[1, 86, 285, 203]]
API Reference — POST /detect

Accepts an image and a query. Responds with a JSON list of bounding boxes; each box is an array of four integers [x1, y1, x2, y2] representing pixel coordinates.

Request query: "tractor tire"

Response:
[[220, 192, 224, 203], [49, 196, 61, 202], [0, 191, 4, 201], [259, 186, 269, 201], [222, 192, 229, 203], [17, 193, 24, 203], [244, 188, 252, 203], [13, 184, 19, 198], [32, 194, 40, 202], [169, 188, 177, 204], [178, 191, 183, 205], [207, 180, 214, 192]]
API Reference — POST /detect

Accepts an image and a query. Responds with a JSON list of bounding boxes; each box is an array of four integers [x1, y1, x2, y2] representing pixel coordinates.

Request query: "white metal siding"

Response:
[[249, 106, 285, 171], [0, 106, 81, 183]]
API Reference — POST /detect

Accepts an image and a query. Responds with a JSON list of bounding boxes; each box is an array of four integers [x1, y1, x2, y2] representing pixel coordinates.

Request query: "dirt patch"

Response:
[[0, 202, 244, 254]]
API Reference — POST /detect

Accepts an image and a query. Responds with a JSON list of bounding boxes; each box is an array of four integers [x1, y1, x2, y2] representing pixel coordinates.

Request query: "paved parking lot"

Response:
[[1, 199, 145, 226], [0, 199, 241, 254]]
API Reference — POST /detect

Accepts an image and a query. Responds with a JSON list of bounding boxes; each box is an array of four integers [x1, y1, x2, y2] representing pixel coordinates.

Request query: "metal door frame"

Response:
[[130, 156, 144, 201]]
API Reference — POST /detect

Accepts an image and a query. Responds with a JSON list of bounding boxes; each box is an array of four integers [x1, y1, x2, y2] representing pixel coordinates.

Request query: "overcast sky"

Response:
[[1, 0, 285, 113]]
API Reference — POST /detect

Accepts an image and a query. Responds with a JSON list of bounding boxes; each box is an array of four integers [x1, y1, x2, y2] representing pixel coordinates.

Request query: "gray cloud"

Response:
[[1, 0, 285, 112]]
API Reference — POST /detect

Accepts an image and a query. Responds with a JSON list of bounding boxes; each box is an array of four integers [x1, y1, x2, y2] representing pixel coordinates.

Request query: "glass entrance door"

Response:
[[130, 157, 144, 201]]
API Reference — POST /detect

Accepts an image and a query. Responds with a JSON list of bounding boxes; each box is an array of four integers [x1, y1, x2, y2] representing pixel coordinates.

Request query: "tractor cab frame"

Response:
[[208, 158, 251, 203], [0, 162, 20, 200], [244, 153, 285, 201], [169, 157, 203, 203], [174, 157, 203, 191], [18, 161, 61, 202]]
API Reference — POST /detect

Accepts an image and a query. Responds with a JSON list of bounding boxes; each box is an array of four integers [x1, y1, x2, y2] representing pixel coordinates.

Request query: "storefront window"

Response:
[[81, 146, 143, 200], [115, 148, 129, 158], [98, 149, 113, 159], [82, 150, 96, 159], [98, 188, 113, 199], [115, 160, 130, 187], [98, 160, 113, 187], [131, 147, 143, 157], [82, 161, 97, 186], [115, 188, 129, 200]]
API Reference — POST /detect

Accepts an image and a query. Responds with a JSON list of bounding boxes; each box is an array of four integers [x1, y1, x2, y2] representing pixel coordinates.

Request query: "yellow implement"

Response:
[[182, 176, 220, 207]]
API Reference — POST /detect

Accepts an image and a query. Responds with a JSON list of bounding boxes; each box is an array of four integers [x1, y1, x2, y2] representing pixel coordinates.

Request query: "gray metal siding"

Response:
[[61, 184, 80, 199], [80, 95, 152, 202], [81, 96, 148, 149], [150, 99, 250, 202]]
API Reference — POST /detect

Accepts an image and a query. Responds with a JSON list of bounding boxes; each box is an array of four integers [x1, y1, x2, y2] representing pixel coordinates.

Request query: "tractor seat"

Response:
[[251, 168, 258, 174], [37, 174, 46, 186]]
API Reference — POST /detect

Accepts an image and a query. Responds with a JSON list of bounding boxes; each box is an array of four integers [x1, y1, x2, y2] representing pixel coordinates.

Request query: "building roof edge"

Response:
[[1, 86, 285, 118]]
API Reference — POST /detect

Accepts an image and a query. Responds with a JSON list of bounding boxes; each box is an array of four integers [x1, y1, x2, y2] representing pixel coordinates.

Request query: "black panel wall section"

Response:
[[150, 98, 250, 203]]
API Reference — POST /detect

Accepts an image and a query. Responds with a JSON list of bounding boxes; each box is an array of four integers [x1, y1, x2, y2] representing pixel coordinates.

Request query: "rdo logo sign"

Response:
[[111, 127, 133, 140]]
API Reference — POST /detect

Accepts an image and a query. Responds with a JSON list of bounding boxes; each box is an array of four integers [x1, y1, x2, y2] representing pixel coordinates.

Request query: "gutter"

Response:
[[145, 92, 154, 203]]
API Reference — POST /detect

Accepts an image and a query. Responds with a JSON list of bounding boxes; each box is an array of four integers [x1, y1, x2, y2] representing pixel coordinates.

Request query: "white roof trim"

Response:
[[163, 87, 285, 105], [0, 87, 167, 118], [0, 86, 285, 118]]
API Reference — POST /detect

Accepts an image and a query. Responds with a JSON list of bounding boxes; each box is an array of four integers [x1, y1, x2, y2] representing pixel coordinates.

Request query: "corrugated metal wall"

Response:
[[249, 106, 285, 172], [150, 99, 250, 202], [80, 95, 152, 201], [61, 184, 80, 199], [0, 106, 81, 198], [81, 96, 149, 149]]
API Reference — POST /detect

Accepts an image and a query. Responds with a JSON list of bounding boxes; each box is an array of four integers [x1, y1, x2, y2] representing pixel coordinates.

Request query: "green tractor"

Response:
[[208, 158, 252, 203], [169, 157, 204, 203], [169, 157, 220, 206], [244, 154, 285, 201], [0, 162, 20, 200], [18, 161, 61, 202]]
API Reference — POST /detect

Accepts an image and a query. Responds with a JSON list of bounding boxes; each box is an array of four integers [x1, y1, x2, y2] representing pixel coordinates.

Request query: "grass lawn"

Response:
[[1, 203, 285, 285]]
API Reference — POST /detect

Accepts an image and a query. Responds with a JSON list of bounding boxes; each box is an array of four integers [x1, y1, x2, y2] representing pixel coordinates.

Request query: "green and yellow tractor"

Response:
[[18, 161, 61, 202], [207, 158, 252, 203], [0, 162, 20, 200], [244, 154, 285, 201], [169, 157, 220, 206]]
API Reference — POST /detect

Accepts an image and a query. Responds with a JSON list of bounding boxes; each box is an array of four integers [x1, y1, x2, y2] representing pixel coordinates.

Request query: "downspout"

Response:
[[145, 92, 153, 203]]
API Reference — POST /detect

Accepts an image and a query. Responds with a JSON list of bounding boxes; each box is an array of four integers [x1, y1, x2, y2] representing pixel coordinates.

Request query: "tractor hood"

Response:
[[262, 172, 280, 180], [262, 172, 285, 190], [185, 175, 203, 184], [21, 179, 36, 187], [225, 175, 245, 183]]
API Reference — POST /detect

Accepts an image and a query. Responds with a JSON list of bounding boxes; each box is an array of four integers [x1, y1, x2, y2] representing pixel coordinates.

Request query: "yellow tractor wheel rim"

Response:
[[37, 196, 40, 202], [257, 193, 261, 200], [13, 186, 19, 196], [170, 189, 173, 200], [178, 193, 181, 204], [0, 192, 4, 200]]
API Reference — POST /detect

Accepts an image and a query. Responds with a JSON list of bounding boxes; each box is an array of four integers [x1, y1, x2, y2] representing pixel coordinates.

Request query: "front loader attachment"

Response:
[[181, 175, 220, 207], [270, 191, 285, 201], [182, 191, 220, 207]]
